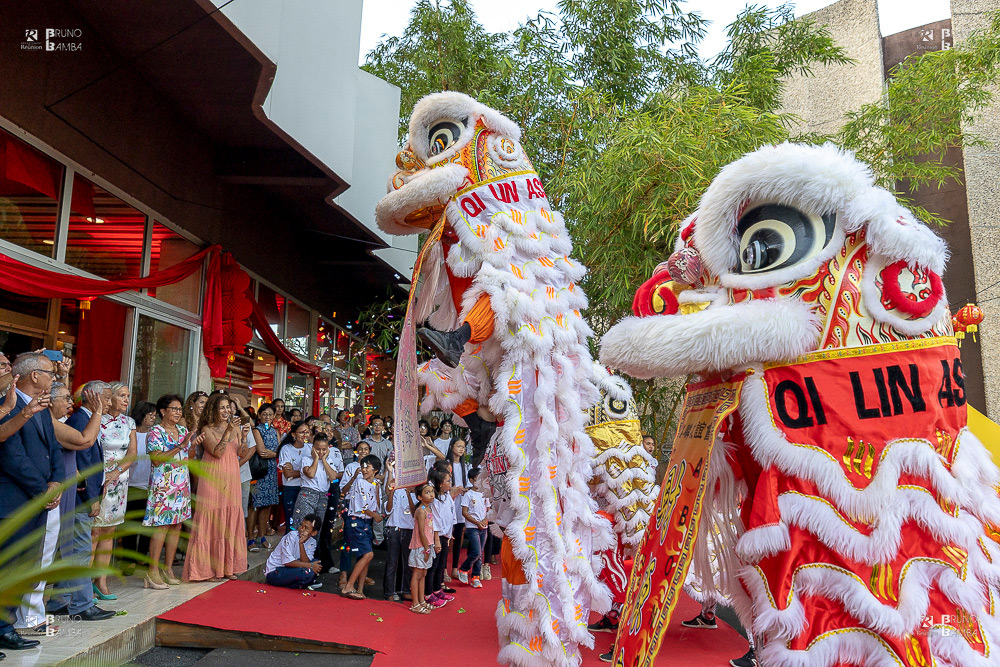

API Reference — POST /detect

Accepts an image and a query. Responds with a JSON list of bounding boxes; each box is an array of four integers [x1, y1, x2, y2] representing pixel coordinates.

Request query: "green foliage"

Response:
[[364, 2, 1000, 435], [837, 11, 1000, 226], [363, 0, 514, 141]]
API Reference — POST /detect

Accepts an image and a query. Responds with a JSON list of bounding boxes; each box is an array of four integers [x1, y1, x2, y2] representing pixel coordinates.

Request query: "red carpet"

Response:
[[158, 578, 747, 665]]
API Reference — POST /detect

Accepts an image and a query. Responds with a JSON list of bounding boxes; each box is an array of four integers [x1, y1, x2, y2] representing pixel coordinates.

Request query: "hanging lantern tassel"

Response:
[[955, 303, 985, 343], [78, 298, 92, 319], [952, 316, 967, 347]]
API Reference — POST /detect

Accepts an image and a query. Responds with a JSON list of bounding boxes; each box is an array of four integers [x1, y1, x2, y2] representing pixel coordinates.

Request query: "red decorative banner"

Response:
[[761, 338, 965, 477], [393, 215, 445, 488], [612, 375, 744, 666]]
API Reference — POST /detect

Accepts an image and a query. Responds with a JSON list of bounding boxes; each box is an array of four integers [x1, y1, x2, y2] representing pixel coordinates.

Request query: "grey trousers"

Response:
[[48, 508, 95, 615]]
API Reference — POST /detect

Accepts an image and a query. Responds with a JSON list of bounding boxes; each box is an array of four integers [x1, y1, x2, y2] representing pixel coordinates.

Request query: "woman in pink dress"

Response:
[[183, 393, 250, 582]]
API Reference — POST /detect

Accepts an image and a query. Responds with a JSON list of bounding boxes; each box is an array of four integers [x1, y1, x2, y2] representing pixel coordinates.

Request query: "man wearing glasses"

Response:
[[0, 352, 60, 651]]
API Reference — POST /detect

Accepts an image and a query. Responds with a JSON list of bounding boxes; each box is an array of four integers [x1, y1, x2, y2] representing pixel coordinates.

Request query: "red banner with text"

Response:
[[612, 375, 744, 666]]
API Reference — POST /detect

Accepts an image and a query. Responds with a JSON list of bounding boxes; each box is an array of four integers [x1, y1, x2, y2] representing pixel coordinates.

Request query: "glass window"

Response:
[[148, 222, 202, 313], [132, 314, 190, 404], [66, 175, 146, 279], [284, 372, 310, 411], [284, 300, 310, 359], [0, 129, 60, 257], [315, 318, 334, 364]]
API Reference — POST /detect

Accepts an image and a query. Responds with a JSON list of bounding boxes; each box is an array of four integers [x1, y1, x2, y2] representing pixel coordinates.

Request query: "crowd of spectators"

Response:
[[0, 350, 501, 654]]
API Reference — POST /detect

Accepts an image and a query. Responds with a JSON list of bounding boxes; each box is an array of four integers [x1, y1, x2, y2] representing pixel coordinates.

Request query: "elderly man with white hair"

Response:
[[46, 381, 114, 623], [0, 352, 62, 652]]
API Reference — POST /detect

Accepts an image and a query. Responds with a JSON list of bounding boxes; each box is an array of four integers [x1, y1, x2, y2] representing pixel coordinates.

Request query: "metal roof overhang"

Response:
[[57, 0, 399, 309]]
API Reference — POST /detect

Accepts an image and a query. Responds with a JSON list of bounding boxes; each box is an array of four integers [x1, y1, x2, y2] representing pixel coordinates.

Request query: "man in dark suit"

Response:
[[0, 353, 61, 651], [46, 380, 115, 622]]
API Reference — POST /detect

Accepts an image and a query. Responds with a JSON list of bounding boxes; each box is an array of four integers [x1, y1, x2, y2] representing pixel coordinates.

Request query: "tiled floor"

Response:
[[4, 550, 269, 667]]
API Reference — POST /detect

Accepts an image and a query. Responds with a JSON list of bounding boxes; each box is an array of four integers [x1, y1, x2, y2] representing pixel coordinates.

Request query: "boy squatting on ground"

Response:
[[264, 514, 323, 589]]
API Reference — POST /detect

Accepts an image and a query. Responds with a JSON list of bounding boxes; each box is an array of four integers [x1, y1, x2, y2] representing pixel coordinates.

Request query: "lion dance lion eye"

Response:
[[736, 203, 836, 274], [427, 120, 464, 156]]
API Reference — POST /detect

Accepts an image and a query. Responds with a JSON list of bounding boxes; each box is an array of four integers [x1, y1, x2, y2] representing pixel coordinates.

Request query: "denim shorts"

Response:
[[346, 516, 373, 555]]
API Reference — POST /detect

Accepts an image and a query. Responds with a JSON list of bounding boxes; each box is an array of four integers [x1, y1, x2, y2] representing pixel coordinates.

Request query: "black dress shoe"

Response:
[[71, 606, 115, 621], [45, 605, 69, 616], [417, 322, 471, 368], [1, 649, 6, 660], [0, 630, 40, 650]]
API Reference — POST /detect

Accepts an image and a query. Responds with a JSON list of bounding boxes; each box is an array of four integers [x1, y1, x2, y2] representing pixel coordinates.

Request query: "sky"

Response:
[[358, 0, 951, 64]]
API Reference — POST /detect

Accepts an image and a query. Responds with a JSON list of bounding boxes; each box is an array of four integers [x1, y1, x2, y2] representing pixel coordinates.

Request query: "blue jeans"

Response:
[[48, 509, 94, 615], [280, 485, 301, 533], [460, 527, 487, 577], [265, 566, 316, 589]]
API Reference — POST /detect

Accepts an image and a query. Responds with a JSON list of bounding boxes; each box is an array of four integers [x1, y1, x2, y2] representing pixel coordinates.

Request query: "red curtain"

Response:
[[0, 245, 224, 371], [248, 297, 321, 376], [74, 298, 127, 387]]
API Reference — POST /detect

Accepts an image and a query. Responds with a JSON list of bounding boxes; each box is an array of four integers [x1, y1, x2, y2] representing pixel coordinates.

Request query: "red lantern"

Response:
[[955, 303, 985, 342], [952, 316, 967, 346]]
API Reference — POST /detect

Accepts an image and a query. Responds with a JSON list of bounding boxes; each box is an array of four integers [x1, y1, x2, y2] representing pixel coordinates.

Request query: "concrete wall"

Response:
[[953, 0, 1000, 418], [780, 0, 885, 135], [216, 0, 411, 278]]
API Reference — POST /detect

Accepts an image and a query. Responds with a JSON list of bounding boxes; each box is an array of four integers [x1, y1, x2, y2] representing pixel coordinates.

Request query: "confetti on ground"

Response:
[[257, 589, 267, 593], [457, 608, 466, 614], [115, 610, 128, 616]]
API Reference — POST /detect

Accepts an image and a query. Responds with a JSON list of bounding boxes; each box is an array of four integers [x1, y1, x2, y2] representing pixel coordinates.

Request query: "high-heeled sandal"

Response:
[[92, 582, 117, 601], [160, 569, 181, 585], [144, 576, 169, 590]]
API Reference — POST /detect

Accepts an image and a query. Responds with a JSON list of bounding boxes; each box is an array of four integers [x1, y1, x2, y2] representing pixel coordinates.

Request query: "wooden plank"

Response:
[[155, 619, 375, 656]]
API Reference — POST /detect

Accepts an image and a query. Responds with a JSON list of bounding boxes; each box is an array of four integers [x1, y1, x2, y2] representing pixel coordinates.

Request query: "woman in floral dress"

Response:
[[144, 394, 204, 588], [92, 382, 137, 598], [248, 404, 279, 549]]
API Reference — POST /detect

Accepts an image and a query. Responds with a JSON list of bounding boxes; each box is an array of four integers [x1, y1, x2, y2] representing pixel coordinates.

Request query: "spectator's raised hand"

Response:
[[24, 392, 51, 417], [2, 374, 19, 414], [83, 388, 103, 413]]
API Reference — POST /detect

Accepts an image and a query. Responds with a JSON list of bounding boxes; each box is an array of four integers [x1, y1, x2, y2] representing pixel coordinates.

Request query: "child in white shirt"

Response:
[[340, 455, 383, 599], [292, 437, 342, 530], [457, 467, 490, 587], [264, 514, 322, 589]]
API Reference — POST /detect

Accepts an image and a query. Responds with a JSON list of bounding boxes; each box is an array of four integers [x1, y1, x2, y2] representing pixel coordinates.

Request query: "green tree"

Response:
[[363, 2, 1000, 441]]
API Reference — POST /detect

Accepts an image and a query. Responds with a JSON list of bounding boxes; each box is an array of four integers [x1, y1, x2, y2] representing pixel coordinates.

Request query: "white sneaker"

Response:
[[481, 564, 492, 581], [457, 569, 469, 584]]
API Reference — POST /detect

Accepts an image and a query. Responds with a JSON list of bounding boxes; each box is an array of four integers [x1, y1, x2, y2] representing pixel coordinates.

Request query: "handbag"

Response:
[[248, 452, 268, 480]]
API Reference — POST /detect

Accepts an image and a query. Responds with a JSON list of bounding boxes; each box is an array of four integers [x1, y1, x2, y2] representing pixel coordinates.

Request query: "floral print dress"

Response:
[[143, 424, 192, 526], [250, 424, 279, 507], [94, 413, 136, 528]]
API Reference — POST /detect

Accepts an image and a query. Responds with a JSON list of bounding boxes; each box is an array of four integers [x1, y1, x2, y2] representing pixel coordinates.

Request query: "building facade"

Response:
[[0, 0, 409, 413], [780, 0, 999, 417]]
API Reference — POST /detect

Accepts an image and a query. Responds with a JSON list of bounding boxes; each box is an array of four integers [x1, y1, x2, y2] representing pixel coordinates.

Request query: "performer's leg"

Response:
[[456, 401, 496, 467], [418, 294, 494, 367]]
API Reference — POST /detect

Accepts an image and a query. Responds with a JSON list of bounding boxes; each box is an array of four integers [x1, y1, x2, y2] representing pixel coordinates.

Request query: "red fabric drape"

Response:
[[74, 299, 127, 387], [0, 245, 218, 298], [0, 245, 224, 373], [248, 297, 321, 376]]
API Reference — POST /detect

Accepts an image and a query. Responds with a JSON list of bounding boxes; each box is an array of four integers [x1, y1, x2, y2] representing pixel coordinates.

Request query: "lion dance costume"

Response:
[[601, 143, 1000, 666], [376, 92, 658, 666]]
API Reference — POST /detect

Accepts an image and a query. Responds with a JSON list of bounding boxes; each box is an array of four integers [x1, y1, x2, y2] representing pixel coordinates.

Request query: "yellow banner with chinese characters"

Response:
[[611, 374, 745, 667]]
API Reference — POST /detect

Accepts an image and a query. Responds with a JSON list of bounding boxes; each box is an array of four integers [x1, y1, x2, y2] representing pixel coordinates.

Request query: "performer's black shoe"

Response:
[[463, 412, 497, 467], [418, 322, 471, 368], [681, 612, 717, 628], [599, 650, 612, 663], [730, 647, 756, 667], [587, 614, 619, 633]]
